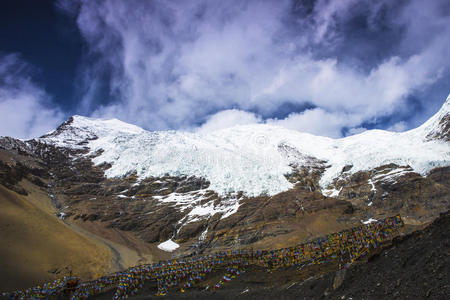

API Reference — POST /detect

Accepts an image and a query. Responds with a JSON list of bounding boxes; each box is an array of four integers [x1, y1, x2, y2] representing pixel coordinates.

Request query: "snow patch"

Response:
[[361, 218, 378, 224], [372, 168, 411, 183], [185, 195, 240, 223], [199, 227, 208, 241], [368, 179, 376, 192], [157, 239, 180, 252], [157, 191, 204, 212], [323, 187, 342, 198], [156, 190, 240, 223]]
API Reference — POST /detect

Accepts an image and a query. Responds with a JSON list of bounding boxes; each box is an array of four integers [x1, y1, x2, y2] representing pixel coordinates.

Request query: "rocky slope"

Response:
[[122, 210, 450, 300], [0, 95, 449, 288]]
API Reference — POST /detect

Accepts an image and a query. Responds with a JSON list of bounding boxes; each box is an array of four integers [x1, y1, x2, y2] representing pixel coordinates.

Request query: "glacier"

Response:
[[41, 95, 450, 198]]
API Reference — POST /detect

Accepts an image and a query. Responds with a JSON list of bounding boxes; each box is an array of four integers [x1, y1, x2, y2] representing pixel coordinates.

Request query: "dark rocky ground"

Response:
[[92, 210, 450, 300], [328, 210, 450, 300]]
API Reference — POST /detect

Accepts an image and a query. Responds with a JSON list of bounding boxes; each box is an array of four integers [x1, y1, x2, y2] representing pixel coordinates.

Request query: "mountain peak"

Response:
[[69, 115, 144, 134], [40, 115, 144, 148]]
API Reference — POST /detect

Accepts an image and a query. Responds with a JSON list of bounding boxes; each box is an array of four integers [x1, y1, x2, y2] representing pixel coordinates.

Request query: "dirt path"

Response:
[[62, 219, 126, 272], [50, 174, 126, 272], [113, 229, 147, 266]]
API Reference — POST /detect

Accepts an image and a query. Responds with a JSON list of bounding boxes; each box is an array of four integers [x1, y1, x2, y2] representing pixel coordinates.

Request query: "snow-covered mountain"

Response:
[[1, 95, 449, 263], [41, 95, 450, 198]]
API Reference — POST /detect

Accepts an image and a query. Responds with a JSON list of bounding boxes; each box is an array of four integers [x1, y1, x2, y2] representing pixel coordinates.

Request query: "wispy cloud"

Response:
[[0, 54, 64, 139], [59, 0, 450, 137]]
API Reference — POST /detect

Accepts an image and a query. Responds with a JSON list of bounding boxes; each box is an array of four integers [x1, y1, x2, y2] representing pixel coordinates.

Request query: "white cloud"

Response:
[[196, 109, 261, 133], [387, 121, 408, 132], [196, 107, 363, 138], [60, 0, 450, 137], [267, 108, 360, 138], [347, 127, 367, 136], [0, 54, 64, 139]]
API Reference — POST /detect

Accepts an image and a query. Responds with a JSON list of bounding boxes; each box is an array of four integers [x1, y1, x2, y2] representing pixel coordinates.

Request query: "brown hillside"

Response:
[[0, 184, 112, 292]]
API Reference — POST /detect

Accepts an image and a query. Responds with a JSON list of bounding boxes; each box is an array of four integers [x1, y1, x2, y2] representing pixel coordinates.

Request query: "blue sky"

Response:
[[0, 0, 449, 139]]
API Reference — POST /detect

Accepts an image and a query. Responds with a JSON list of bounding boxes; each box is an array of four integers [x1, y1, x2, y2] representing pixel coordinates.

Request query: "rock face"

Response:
[[428, 113, 450, 141], [0, 96, 449, 272]]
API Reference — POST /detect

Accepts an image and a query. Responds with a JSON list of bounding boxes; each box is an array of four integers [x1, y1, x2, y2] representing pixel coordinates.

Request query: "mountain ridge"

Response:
[[39, 95, 450, 198]]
